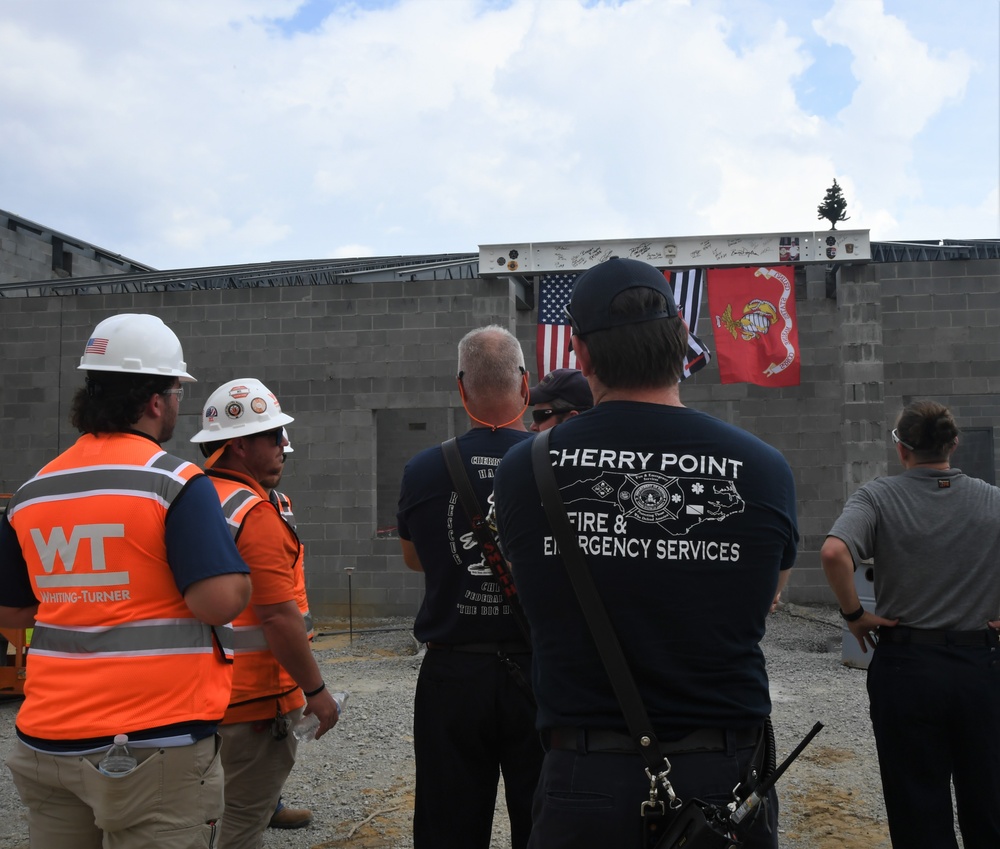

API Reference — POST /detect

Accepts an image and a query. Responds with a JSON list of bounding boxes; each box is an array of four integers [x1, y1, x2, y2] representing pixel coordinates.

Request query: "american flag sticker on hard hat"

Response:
[[85, 337, 109, 355]]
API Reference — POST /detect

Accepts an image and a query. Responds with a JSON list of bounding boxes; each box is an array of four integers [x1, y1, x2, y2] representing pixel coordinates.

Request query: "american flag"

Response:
[[85, 337, 109, 355], [536, 273, 578, 376], [535, 268, 711, 380]]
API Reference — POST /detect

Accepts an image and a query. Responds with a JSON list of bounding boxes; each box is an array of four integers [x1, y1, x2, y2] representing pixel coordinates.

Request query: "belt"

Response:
[[543, 725, 760, 755], [878, 626, 999, 647], [426, 641, 531, 654]]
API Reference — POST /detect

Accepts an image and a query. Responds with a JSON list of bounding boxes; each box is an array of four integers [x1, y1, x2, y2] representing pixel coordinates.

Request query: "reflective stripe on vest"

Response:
[[7, 454, 195, 519], [231, 624, 270, 653], [230, 612, 312, 654], [30, 619, 228, 658], [220, 488, 260, 538], [269, 490, 297, 529]]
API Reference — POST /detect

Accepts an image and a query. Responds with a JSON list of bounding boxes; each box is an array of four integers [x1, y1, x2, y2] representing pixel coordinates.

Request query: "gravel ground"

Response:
[[0, 604, 894, 849]]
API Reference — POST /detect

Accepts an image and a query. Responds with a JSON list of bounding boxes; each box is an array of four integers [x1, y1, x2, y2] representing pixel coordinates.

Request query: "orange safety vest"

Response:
[[269, 489, 313, 640], [209, 474, 308, 722], [6, 433, 235, 741]]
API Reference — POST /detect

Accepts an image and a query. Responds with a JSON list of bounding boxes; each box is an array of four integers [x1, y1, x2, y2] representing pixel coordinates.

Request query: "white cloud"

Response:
[[0, 0, 995, 270]]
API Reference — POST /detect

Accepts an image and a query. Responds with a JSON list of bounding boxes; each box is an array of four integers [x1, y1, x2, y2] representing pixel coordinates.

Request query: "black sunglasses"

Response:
[[532, 408, 585, 424], [253, 427, 285, 447]]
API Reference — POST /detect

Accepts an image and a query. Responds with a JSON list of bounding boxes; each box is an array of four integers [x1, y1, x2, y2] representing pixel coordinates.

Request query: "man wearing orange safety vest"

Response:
[[0, 313, 252, 849], [191, 379, 338, 849]]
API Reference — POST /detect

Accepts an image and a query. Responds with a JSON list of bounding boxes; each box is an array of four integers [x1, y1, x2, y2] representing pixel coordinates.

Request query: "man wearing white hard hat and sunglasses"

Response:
[[191, 379, 338, 848]]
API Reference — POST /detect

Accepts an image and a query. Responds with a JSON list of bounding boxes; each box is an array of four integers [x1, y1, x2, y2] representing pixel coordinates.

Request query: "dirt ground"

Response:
[[258, 610, 896, 849], [1, 608, 901, 849]]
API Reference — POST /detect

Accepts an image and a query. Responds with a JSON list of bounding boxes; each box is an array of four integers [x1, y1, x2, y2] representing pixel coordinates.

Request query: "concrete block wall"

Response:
[[869, 258, 1000, 485], [0, 227, 54, 286], [0, 277, 520, 620], [1, 257, 998, 618], [1, 217, 145, 286]]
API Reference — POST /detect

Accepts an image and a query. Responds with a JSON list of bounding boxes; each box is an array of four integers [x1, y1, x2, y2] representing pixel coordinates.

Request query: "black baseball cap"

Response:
[[528, 368, 593, 410], [566, 257, 678, 336]]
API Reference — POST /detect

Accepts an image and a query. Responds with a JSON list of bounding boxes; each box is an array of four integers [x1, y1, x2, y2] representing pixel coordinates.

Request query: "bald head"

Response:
[[457, 325, 526, 405]]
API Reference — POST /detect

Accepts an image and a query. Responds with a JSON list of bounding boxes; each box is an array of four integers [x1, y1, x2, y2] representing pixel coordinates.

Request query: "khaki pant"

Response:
[[217, 709, 301, 849], [6, 734, 224, 849]]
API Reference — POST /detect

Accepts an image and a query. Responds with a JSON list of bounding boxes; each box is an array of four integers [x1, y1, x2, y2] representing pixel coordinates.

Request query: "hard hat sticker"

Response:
[[229, 385, 250, 399], [251, 397, 268, 414], [226, 402, 244, 419], [205, 405, 219, 422], [85, 337, 109, 355]]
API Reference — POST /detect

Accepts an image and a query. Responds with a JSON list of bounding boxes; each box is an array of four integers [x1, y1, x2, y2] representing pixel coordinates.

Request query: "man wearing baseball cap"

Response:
[[527, 368, 593, 432], [494, 257, 798, 848]]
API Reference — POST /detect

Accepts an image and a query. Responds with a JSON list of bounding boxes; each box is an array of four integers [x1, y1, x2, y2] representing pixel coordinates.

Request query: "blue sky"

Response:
[[1, 0, 996, 269]]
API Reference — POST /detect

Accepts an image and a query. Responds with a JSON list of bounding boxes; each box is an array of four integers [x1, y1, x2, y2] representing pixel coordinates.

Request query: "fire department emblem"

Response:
[[618, 474, 683, 523]]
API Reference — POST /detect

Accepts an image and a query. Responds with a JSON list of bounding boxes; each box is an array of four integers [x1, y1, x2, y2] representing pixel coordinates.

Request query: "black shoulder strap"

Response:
[[530, 428, 664, 775], [440, 438, 531, 644]]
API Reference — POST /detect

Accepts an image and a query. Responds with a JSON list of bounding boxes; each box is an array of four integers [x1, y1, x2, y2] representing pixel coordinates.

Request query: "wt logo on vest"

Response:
[[29, 524, 129, 588]]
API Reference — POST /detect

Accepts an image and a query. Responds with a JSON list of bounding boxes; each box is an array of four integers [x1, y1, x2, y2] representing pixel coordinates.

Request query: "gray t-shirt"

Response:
[[828, 467, 1000, 630]]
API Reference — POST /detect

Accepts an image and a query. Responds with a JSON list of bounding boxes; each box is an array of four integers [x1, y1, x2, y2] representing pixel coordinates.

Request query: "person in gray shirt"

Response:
[[822, 399, 1000, 849]]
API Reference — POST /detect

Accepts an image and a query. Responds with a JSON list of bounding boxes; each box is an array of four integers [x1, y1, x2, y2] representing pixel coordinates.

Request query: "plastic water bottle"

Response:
[[98, 734, 138, 776], [293, 691, 349, 742]]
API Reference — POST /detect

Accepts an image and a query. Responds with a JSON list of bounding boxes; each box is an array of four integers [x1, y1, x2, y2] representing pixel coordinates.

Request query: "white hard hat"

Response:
[[78, 313, 195, 382], [282, 428, 294, 454], [189, 378, 294, 444]]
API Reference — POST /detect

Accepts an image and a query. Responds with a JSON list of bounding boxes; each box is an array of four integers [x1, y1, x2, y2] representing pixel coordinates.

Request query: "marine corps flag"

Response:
[[707, 266, 801, 386]]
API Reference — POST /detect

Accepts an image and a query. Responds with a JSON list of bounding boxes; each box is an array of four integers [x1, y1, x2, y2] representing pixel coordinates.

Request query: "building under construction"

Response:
[[2, 208, 999, 618]]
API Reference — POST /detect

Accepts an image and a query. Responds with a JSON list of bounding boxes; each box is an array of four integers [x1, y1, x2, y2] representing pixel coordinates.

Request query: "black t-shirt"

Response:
[[494, 402, 798, 735], [397, 426, 532, 645]]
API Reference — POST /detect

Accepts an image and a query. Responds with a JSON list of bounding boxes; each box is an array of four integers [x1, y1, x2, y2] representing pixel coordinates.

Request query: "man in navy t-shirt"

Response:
[[396, 325, 543, 849], [494, 258, 798, 849]]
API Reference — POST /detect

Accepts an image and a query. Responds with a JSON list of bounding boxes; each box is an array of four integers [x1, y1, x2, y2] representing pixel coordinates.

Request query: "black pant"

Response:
[[527, 731, 778, 849], [867, 641, 1000, 849], [413, 648, 542, 849]]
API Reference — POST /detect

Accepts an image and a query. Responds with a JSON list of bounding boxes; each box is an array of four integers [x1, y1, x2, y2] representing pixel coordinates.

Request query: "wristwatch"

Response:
[[839, 604, 865, 622]]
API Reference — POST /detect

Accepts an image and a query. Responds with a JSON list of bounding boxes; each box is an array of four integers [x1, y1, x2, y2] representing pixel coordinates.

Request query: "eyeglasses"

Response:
[[253, 427, 285, 447], [161, 388, 184, 401], [532, 409, 561, 424], [531, 407, 586, 424], [890, 428, 915, 450]]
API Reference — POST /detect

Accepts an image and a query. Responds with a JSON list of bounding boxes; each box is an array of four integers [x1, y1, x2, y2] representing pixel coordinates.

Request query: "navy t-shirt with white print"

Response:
[[397, 426, 532, 646], [494, 401, 798, 736]]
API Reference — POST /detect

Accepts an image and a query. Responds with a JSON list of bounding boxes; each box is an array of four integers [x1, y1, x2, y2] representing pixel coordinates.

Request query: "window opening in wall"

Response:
[[954, 427, 995, 485], [375, 408, 451, 538]]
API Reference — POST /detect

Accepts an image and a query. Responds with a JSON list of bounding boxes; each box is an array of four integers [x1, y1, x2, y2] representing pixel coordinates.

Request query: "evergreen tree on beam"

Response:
[[818, 179, 850, 229]]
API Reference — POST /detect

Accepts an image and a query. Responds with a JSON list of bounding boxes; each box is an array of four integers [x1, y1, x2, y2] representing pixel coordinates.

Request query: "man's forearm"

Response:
[[820, 537, 859, 611], [257, 601, 324, 691]]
